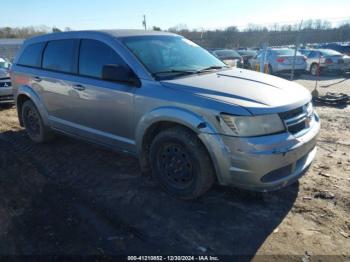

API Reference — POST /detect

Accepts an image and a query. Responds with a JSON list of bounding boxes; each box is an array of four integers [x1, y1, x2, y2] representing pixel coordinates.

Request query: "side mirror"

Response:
[[102, 64, 139, 86]]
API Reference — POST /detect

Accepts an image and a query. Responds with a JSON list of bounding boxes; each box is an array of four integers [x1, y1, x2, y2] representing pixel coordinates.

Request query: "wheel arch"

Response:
[[135, 107, 219, 175], [16, 86, 49, 127]]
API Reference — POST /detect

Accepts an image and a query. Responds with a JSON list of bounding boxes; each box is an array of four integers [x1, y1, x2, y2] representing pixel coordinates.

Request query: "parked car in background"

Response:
[[209, 49, 243, 68], [306, 49, 350, 76], [298, 48, 311, 57], [236, 49, 257, 69], [249, 48, 307, 76], [11, 30, 320, 199], [0, 58, 13, 104], [320, 43, 350, 56]]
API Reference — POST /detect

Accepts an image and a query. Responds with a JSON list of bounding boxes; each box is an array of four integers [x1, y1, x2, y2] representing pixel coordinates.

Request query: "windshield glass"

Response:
[[237, 50, 257, 56], [214, 49, 240, 58], [123, 36, 225, 76], [319, 49, 342, 56], [273, 49, 301, 56]]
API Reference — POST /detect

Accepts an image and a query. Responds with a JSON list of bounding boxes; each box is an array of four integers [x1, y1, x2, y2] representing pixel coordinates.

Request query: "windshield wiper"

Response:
[[153, 66, 229, 80], [196, 65, 228, 73], [153, 69, 197, 77]]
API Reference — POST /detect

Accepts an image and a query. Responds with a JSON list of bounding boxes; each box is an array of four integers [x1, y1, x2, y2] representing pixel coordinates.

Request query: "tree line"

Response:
[[0, 26, 71, 39], [1, 19, 350, 48], [167, 19, 350, 48]]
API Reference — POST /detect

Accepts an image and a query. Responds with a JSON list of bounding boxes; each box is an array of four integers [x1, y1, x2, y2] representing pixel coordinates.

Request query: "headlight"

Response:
[[221, 113, 285, 137]]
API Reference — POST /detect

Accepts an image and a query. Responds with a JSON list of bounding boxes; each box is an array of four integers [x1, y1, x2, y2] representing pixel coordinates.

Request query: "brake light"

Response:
[[276, 58, 285, 63], [325, 58, 333, 64]]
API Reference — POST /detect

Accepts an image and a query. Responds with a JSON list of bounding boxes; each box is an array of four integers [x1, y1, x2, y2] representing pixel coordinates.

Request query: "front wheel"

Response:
[[149, 127, 215, 199]]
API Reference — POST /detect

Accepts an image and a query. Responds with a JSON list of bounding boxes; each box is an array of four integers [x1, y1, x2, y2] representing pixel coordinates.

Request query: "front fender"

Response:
[[135, 106, 229, 183], [135, 106, 217, 152], [16, 85, 49, 126]]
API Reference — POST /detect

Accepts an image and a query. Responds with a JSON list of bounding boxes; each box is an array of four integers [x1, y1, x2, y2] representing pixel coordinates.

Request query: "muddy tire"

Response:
[[149, 127, 215, 200], [22, 100, 53, 143]]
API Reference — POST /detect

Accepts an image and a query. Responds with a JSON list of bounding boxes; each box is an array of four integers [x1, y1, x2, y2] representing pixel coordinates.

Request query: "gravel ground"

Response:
[[0, 76, 349, 260]]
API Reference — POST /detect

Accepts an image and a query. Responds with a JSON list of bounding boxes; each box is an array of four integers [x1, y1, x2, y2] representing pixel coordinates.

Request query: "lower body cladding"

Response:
[[200, 113, 320, 191], [0, 81, 13, 104]]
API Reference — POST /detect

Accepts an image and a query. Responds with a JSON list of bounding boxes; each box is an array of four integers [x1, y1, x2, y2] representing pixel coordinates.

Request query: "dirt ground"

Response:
[[0, 76, 349, 260]]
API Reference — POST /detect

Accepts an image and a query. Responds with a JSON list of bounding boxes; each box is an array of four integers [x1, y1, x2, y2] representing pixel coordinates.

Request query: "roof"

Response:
[[99, 29, 176, 38], [23, 29, 178, 45]]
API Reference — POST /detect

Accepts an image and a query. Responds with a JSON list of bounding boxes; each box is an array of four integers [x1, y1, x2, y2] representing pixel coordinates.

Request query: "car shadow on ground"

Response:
[[0, 130, 299, 257]]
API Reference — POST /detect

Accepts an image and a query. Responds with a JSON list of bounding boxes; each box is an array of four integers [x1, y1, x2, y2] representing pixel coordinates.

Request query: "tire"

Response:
[[22, 100, 53, 143], [149, 127, 215, 200], [310, 63, 319, 76]]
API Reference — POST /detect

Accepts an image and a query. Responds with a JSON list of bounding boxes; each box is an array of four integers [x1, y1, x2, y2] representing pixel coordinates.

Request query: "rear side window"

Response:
[[17, 42, 45, 68], [79, 39, 126, 79], [42, 39, 78, 73]]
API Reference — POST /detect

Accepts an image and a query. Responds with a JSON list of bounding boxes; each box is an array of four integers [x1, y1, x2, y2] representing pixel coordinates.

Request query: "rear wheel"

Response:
[[149, 127, 215, 199], [22, 100, 53, 143]]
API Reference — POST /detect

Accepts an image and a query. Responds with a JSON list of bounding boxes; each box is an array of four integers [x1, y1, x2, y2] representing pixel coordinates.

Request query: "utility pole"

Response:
[[291, 19, 303, 80], [142, 15, 147, 30]]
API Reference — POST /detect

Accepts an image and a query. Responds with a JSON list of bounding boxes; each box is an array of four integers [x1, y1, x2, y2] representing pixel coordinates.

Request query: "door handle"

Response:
[[72, 84, 85, 91], [34, 76, 42, 82]]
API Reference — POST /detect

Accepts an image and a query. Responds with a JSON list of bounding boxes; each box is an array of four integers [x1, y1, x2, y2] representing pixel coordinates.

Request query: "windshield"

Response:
[[273, 49, 301, 56], [214, 49, 240, 58], [319, 49, 342, 56], [237, 50, 257, 56], [123, 36, 225, 77]]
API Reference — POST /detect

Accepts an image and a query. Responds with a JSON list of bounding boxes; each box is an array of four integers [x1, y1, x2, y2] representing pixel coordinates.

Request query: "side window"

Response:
[[79, 39, 126, 79], [42, 39, 78, 73], [17, 42, 45, 68]]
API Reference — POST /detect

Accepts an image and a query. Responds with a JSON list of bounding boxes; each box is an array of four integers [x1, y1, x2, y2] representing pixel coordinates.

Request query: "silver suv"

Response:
[[11, 30, 320, 199]]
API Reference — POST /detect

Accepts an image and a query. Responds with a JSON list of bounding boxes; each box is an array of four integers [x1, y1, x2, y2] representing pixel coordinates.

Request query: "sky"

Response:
[[1, 0, 350, 31]]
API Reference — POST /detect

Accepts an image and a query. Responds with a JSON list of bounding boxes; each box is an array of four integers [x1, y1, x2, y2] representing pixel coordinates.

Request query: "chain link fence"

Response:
[[180, 23, 350, 99], [0, 39, 23, 62]]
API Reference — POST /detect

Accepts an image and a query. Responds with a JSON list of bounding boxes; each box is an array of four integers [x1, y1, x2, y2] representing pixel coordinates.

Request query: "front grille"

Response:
[[0, 82, 11, 88], [0, 95, 14, 101], [279, 103, 312, 135], [288, 120, 306, 134], [279, 106, 303, 120]]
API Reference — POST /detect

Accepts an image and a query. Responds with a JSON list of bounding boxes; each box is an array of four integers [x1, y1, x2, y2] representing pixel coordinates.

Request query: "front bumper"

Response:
[[201, 112, 320, 191]]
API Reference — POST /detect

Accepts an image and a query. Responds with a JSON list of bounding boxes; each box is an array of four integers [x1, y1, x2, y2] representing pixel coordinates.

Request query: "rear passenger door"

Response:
[[66, 39, 136, 152], [40, 39, 80, 122]]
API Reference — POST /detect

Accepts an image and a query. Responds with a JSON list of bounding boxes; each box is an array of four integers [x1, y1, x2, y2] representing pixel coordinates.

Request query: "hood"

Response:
[[161, 68, 311, 115]]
